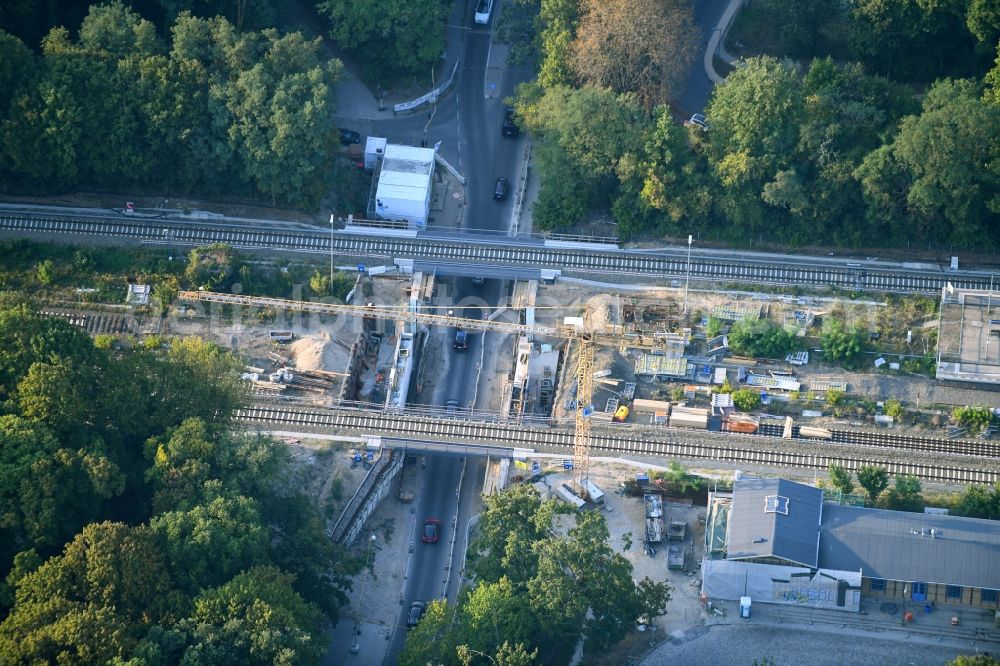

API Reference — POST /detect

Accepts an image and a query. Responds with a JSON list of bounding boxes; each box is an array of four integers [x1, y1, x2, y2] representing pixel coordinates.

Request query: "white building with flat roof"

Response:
[[374, 144, 435, 227]]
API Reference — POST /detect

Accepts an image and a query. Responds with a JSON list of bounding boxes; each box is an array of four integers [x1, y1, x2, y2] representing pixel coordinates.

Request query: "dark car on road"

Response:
[[494, 177, 509, 201], [454, 330, 469, 350], [502, 106, 519, 137], [339, 128, 361, 145], [422, 518, 440, 543], [407, 601, 426, 628]]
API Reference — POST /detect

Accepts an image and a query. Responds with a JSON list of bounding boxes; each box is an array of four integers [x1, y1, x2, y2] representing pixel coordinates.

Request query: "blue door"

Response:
[[912, 582, 927, 601]]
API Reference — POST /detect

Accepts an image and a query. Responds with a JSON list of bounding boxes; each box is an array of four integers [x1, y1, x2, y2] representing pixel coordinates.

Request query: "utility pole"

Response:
[[684, 234, 693, 316]]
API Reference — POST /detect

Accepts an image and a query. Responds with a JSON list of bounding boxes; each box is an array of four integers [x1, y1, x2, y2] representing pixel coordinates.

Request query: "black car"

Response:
[[502, 106, 519, 137], [494, 177, 509, 201], [453, 330, 469, 350], [407, 601, 426, 628], [338, 128, 361, 145]]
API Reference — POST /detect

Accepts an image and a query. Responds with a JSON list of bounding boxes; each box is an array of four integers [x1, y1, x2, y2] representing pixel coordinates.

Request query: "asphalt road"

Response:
[[385, 454, 465, 660], [677, 0, 731, 117], [383, 6, 523, 663]]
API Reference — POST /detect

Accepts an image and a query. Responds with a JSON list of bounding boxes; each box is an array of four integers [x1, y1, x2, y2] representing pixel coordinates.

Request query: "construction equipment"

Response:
[[177, 290, 678, 498]]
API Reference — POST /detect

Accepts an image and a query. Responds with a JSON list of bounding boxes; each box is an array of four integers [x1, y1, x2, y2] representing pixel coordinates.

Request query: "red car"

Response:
[[422, 518, 440, 543]]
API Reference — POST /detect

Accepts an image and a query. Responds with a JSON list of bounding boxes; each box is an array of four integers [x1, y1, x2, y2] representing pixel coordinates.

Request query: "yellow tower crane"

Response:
[[178, 291, 677, 498]]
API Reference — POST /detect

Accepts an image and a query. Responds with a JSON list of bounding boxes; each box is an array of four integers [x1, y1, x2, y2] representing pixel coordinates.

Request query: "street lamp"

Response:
[[684, 234, 693, 316], [350, 534, 378, 654]]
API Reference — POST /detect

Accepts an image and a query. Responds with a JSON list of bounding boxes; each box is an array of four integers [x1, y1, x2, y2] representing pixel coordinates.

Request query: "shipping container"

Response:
[[632, 398, 672, 414], [669, 406, 709, 429], [725, 419, 759, 434], [798, 426, 833, 440]]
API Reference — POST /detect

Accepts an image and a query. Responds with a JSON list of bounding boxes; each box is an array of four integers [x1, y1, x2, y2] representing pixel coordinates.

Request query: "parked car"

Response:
[[407, 601, 426, 628], [422, 518, 440, 543], [339, 128, 361, 145], [502, 106, 519, 137], [494, 177, 509, 201], [687, 114, 709, 131]]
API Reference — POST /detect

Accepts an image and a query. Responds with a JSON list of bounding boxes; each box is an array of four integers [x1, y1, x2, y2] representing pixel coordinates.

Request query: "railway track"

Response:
[[236, 406, 1000, 484], [1, 211, 995, 294], [757, 423, 1000, 458]]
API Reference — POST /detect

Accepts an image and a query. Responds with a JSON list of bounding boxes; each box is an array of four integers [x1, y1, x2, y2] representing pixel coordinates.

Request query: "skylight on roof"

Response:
[[764, 495, 789, 515]]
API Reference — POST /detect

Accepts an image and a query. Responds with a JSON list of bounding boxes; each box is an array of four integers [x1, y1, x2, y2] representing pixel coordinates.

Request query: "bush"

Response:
[[732, 388, 761, 411], [727, 319, 798, 358], [884, 399, 903, 418], [952, 405, 994, 434]]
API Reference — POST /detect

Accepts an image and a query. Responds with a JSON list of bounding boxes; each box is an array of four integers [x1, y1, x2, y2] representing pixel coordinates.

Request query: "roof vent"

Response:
[[764, 495, 789, 515]]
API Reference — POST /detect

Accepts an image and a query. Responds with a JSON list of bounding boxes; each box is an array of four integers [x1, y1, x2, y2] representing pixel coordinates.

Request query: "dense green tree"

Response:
[[0, 305, 101, 398], [0, 29, 35, 103], [857, 465, 890, 505], [1, 8, 341, 205], [0, 522, 174, 663], [734, 0, 844, 58], [179, 566, 324, 666], [705, 57, 804, 235], [469, 483, 552, 584], [732, 388, 761, 412], [955, 484, 1000, 519], [458, 641, 539, 666], [966, 0, 1000, 50], [156, 0, 285, 31], [145, 417, 218, 513], [787, 58, 918, 245], [400, 599, 459, 666], [848, 0, 986, 81], [726, 319, 797, 358], [456, 577, 536, 657], [496, 0, 540, 64], [318, 0, 447, 82], [880, 474, 923, 512], [185, 243, 237, 290], [224, 30, 342, 205], [821, 318, 866, 365], [628, 106, 712, 236], [828, 463, 854, 495], [861, 79, 1000, 247], [150, 493, 270, 594], [952, 404, 995, 434], [518, 85, 647, 230], [537, 0, 578, 89]]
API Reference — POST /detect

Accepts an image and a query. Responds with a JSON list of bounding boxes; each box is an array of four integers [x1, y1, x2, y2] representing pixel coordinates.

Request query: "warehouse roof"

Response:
[[818, 504, 1000, 590], [727, 478, 822, 567]]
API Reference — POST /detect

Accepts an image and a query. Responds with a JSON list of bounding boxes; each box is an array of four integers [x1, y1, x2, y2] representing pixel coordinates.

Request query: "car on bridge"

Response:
[[422, 518, 440, 543]]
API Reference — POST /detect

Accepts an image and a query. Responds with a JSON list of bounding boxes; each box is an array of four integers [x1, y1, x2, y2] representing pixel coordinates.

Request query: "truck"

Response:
[[667, 544, 685, 570]]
